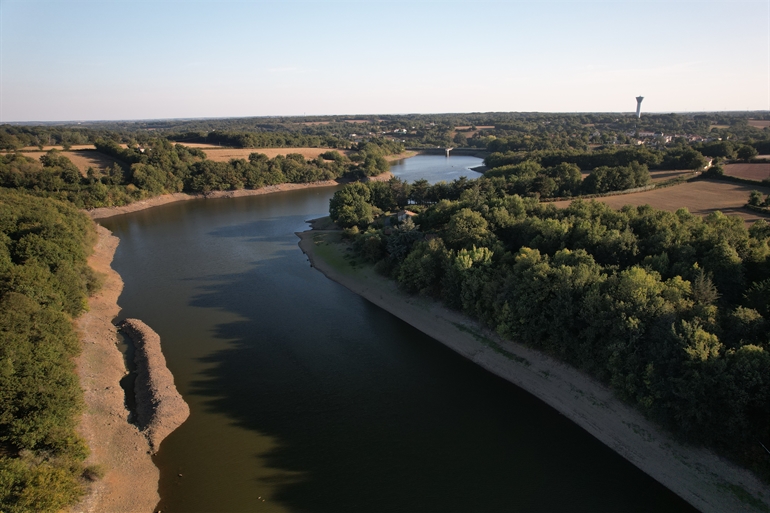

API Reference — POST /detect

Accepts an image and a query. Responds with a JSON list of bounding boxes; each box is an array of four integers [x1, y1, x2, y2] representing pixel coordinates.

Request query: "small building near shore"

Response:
[[397, 210, 417, 222]]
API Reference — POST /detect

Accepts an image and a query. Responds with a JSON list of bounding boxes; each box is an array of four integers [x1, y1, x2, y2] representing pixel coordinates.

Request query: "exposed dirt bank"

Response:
[[119, 319, 190, 453], [364, 171, 394, 182], [71, 225, 159, 513], [297, 227, 770, 513]]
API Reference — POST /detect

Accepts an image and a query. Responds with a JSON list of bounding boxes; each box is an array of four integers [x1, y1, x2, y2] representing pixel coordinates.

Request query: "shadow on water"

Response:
[[115, 330, 138, 425], [158, 217, 696, 513], [101, 191, 695, 513]]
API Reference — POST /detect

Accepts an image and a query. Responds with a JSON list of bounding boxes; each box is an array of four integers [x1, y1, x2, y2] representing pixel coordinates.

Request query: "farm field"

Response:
[[577, 169, 693, 183], [14, 148, 120, 175], [552, 179, 770, 224], [15, 144, 95, 152], [451, 125, 494, 139], [201, 147, 349, 162], [748, 119, 770, 128], [649, 169, 693, 183], [61, 150, 122, 175], [724, 162, 770, 182], [167, 142, 218, 148]]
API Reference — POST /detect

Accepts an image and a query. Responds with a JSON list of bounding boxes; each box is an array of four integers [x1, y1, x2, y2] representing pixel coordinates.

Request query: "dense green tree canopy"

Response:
[[337, 176, 770, 479], [0, 189, 100, 512]]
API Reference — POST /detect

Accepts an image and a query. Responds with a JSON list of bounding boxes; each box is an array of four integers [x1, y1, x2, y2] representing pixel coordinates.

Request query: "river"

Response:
[[99, 156, 694, 512]]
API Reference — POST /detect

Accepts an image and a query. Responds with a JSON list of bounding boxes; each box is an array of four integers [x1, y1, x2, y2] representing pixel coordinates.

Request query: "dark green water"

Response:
[[100, 185, 696, 512]]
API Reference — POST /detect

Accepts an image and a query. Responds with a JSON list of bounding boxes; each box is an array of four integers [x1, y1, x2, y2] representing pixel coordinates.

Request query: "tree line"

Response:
[[0, 138, 402, 209], [0, 189, 103, 512], [330, 179, 770, 479], [485, 145, 711, 172], [4, 110, 769, 154]]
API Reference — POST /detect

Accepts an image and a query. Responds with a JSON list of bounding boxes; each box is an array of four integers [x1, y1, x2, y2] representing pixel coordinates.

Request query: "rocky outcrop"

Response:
[[119, 318, 190, 453]]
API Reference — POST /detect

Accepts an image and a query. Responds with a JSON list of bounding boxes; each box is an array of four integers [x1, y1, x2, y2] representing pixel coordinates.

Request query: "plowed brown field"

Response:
[[723, 162, 770, 182], [552, 179, 770, 224]]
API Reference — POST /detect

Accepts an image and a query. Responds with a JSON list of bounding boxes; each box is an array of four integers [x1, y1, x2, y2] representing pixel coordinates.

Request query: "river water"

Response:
[[99, 156, 694, 512], [389, 154, 483, 183]]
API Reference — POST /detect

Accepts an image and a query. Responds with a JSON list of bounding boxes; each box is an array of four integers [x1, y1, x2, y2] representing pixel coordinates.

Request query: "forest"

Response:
[[330, 176, 770, 479], [0, 189, 102, 512]]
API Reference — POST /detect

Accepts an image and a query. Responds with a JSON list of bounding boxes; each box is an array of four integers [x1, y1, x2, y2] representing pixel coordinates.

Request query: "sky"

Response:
[[1, 0, 768, 122]]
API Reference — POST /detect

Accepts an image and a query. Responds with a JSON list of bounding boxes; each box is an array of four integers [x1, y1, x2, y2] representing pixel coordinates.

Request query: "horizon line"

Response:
[[3, 109, 770, 125]]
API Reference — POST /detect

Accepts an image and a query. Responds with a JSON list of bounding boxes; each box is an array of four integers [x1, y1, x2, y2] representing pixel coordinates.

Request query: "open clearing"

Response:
[[552, 179, 770, 224], [455, 125, 494, 130], [16, 144, 95, 152], [649, 170, 693, 183], [170, 142, 221, 149], [202, 147, 349, 162], [724, 162, 770, 182], [61, 150, 122, 175], [749, 120, 770, 128]]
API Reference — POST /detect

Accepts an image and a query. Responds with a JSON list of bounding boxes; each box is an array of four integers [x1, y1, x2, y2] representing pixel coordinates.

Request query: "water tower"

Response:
[[635, 96, 644, 118]]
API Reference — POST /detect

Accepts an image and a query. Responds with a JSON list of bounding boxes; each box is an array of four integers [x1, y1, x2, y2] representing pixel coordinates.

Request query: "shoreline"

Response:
[[71, 167, 407, 510], [297, 227, 770, 513], [87, 179, 342, 220], [72, 225, 160, 513], [72, 228, 190, 513]]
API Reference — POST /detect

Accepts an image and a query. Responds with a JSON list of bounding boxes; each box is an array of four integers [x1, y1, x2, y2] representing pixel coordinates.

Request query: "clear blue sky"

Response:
[[1, 0, 768, 121]]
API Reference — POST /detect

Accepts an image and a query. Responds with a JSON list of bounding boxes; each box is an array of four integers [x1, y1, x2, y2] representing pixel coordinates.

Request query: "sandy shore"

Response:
[[297, 228, 770, 513], [72, 228, 191, 513], [72, 225, 160, 513]]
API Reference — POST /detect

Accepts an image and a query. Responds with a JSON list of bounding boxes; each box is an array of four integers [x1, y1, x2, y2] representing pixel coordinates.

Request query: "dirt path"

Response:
[[297, 228, 770, 513], [71, 225, 159, 513]]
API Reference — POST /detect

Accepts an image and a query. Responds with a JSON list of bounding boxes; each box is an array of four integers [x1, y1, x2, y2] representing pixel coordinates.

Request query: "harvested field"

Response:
[[452, 126, 494, 139], [649, 169, 694, 183], [552, 179, 770, 224], [301, 121, 331, 126], [345, 120, 370, 124], [16, 144, 95, 152], [577, 169, 692, 183], [455, 125, 494, 130], [202, 147, 349, 162], [749, 120, 770, 128], [61, 150, 122, 175], [170, 142, 220, 149], [724, 162, 770, 182]]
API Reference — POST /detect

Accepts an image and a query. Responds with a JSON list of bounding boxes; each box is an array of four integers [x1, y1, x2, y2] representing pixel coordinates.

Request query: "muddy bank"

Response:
[[297, 227, 770, 513], [119, 319, 190, 453], [72, 225, 159, 513]]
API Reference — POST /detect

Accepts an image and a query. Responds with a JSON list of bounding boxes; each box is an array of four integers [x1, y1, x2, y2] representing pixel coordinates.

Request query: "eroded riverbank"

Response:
[[72, 227, 189, 513], [72, 225, 160, 513]]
